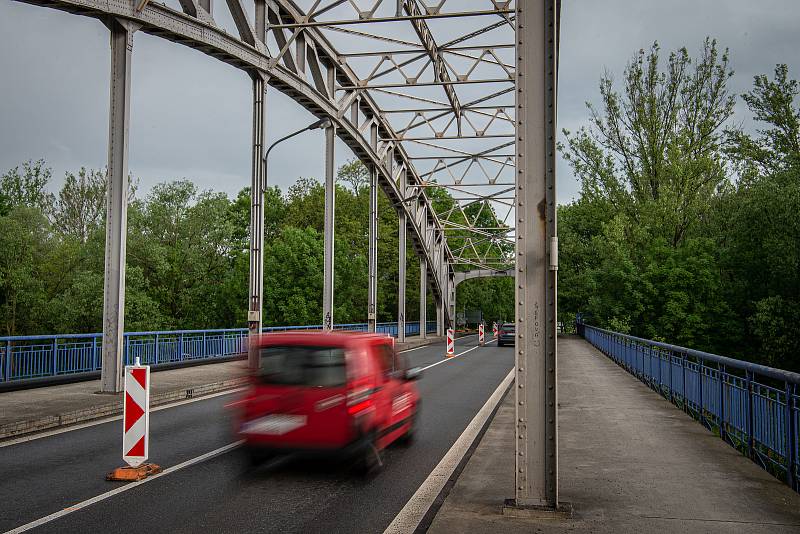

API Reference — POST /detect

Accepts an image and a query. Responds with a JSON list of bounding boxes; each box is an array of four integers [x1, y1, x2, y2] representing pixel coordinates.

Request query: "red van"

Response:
[[234, 331, 422, 473]]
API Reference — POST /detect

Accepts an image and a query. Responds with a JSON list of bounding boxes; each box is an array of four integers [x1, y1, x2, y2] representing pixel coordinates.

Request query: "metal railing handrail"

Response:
[[0, 321, 438, 343], [583, 324, 800, 385]]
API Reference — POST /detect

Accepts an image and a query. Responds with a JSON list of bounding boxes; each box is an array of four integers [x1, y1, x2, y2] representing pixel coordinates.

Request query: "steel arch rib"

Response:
[[13, 0, 452, 300]]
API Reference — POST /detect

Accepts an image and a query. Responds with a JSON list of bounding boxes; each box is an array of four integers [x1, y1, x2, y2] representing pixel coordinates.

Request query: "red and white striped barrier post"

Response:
[[479, 323, 485, 346], [493, 322, 498, 338], [107, 357, 161, 481], [446, 329, 454, 357]]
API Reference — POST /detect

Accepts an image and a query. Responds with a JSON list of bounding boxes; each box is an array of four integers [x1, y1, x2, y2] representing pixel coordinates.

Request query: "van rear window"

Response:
[[260, 346, 346, 387]]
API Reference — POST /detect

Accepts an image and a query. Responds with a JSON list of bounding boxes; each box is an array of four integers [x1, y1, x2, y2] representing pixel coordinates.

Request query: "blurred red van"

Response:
[[234, 331, 421, 473]]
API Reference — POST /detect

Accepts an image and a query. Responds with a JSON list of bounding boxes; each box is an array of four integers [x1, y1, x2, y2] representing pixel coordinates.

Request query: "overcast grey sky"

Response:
[[0, 0, 798, 204]]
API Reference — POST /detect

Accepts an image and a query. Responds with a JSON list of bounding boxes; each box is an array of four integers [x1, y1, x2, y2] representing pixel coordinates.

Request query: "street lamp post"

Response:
[[262, 117, 332, 190], [247, 116, 332, 369]]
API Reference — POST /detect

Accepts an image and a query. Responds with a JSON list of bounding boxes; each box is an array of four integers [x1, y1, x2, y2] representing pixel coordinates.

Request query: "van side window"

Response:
[[393, 351, 407, 374], [375, 344, 395, 375]]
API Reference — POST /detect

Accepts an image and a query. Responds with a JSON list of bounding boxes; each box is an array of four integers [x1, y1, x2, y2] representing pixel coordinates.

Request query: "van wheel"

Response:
[[357, 433, 384, 476], [397, 408, 418, 446]]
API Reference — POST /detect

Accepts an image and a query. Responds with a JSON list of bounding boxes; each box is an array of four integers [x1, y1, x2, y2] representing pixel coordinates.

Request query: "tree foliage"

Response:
[[559, 39, 800, 371], [0, 158, 513, 337]]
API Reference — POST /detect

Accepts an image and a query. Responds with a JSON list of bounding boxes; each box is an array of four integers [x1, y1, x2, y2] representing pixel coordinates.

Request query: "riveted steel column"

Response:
[[367, 126, 378, 333], [100, 19, 137, 393], [398, 169, 407, 342], [367, 166, 378, 332], [436, 299, 443, 337], [449, 274, 456, 329], [247, 74, 266, 368], [514, 0, 559, 508], [322, 122, 336, 330], [419, 257, 427, 338], [247, 5, 267, 369]]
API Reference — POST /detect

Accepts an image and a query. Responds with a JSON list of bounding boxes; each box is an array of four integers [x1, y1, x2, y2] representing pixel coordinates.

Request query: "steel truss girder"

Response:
[[15, 0, 453, 302]]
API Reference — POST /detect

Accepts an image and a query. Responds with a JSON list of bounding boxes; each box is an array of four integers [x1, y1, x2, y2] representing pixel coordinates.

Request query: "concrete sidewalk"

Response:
[[0, 334, 441, 441], [428, 336, 800, 533]]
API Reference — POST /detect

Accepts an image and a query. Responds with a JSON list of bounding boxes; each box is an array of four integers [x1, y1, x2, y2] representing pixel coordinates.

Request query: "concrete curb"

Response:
[[0, 377, 248, 442]]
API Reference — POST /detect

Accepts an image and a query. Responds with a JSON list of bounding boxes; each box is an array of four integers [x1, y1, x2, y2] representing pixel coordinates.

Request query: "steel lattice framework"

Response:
[[13, 0, 560, 510]]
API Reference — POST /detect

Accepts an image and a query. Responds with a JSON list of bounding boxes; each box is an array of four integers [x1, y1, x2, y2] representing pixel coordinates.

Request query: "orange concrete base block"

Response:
[[106, 463, 162, 482]]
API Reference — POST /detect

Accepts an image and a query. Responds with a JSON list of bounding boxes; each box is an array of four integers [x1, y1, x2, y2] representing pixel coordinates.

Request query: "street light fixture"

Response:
[[248, 116, 333, 339], [263, 117, 332, 188]]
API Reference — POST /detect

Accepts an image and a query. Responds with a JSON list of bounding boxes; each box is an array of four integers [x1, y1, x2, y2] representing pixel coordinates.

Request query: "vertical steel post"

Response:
[[436, 299, 443, 337], [398, 171, 407, 343], [514, 0, 558, 508], [449, 275, 456, 330], [419, 258, 427, 339], [322, 122, 336, 330], [100, 19, 136, 393], [248, 73, 267, 368], [368, 126, 378, 333]]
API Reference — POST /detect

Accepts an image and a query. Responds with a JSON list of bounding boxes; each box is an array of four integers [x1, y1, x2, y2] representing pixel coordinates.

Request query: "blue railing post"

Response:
[[154, 333, 159, 364], [203, 331, 207, 358], [668, 350, 673, 403], [657, 346, 662, 393], [699, 361, 704, 426], [124, 335, 130, 366], [719, 364, 727, 442], [4, 340, 11, 382], [92, 336, 98, 370], [179, 333, 184, 362], [681, 354, 687, 413], [52, 338, 58, 375], [786, 382, 796, 490], [746, 371, 754, 460]]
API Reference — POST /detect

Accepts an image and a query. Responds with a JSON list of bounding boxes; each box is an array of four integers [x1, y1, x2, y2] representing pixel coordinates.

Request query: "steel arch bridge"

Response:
[[11, 0, 559, 510]]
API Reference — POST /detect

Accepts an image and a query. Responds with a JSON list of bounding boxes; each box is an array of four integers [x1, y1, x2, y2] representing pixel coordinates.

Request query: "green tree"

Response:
[[0, 160, 55, 217], [562, 39, 735, 247], [52, 168, 107, 243]]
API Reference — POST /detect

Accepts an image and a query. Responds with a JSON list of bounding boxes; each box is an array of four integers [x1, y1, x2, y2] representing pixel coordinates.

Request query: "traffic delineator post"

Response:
[[446, 329, 454, 357], [493, 322, 498, 338], [107, 357, 161, 482], [479, 323, 485, 346]]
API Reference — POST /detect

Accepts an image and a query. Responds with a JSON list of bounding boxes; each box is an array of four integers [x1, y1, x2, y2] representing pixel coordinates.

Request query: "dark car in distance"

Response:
[[497, 323, 515, 347]]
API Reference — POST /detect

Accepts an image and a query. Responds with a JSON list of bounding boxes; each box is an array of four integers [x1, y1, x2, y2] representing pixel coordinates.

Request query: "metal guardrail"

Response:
[[0, 321, 439, 384], [580, 323, 800, 493]]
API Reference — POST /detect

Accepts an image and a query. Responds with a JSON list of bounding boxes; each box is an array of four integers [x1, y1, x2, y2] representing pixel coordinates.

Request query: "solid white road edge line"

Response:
[[383, 367, 514, 534], [5, 441, 244, 534], [397, 333, 478, 354], [0, 387, 246, 449], [420, 338, 496, 372]]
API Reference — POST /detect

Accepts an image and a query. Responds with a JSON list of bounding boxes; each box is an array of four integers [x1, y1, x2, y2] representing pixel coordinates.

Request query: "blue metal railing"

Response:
[[581, 323, 800, 493], [0, 321, 442, 384]]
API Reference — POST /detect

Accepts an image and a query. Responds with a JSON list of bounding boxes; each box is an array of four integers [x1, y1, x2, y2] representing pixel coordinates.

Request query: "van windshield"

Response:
[[260, 346, 346, 387]]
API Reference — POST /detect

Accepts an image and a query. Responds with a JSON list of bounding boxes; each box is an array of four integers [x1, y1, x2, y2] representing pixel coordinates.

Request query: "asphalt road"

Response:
[[0, 335, 513, 534]]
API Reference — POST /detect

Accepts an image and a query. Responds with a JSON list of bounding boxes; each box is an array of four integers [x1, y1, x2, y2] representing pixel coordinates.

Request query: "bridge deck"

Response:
[[429, 337, 800, 533]]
